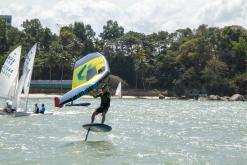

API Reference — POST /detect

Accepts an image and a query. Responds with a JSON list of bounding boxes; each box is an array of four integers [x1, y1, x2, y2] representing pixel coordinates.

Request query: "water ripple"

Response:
[[0, 99, 247, 164]]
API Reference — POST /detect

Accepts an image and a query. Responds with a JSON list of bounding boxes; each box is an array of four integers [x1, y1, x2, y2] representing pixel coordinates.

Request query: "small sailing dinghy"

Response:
[[0, 44, 37, 117], [18, 44, 37, 114], [0, 46, 23, 116]]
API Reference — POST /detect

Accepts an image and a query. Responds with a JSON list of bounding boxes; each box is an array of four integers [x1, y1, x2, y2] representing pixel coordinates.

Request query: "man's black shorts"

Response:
[[96, 105, 109, 114]]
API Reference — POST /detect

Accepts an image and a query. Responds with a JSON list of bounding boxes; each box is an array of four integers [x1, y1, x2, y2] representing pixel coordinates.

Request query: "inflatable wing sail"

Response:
[[55, 52, 110, 107]]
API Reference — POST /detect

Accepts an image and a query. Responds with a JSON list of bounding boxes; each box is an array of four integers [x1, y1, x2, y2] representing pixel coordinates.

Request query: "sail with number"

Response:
[[115, 81, 122, 98], [55, 52, 110, 107], [0, 46, 21, 100]]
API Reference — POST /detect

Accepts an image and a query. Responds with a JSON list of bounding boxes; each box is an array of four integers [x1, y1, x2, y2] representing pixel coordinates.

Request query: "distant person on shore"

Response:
[[39, 104, 46, 114], [91, 84, 111, 124], [33, 104, 39, 113]]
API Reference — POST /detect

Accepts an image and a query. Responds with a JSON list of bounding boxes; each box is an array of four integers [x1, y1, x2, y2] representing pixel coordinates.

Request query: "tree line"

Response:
[[0, 18, 246, 96]]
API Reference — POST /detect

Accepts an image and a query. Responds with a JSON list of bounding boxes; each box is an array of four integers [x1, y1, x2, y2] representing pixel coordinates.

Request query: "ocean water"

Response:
[[0, 98, 247, 165]]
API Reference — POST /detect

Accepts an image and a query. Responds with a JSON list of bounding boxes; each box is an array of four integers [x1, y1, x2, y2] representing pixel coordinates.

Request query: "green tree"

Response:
[[155, 50, 179, 90], [39, 40, 64, 80], [233, 72, 247, 95], [22, 19, 44, 44], [121, 31, 145, 56], [72, 22, 96, 54], [60, 30, 83, 60], [201, 58, 230, 95], [40, 27, 53, 51], [133, 48, 149, 89], [0, 18, 6, 53], [231, 36, 247, 73], [6, 27, 22, 47], [218, 26, 247, 75], [100, 20, 124, 41]]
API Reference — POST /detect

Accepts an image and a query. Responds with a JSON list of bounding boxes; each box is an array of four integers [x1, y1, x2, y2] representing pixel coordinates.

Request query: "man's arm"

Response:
[[93, 92, 102, 98], [90, 89, 102, 98]]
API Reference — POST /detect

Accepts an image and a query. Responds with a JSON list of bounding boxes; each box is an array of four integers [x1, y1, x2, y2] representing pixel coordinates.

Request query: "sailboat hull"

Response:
[[28, 112, 53, 116], [0, 111, 30, 117], [13, 111, 30, 117], [65, 103, 91, 106]]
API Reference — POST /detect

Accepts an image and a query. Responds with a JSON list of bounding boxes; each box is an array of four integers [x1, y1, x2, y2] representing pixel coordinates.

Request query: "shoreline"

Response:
[[21, 93, 159, 99], [20, 93, 246, 101]]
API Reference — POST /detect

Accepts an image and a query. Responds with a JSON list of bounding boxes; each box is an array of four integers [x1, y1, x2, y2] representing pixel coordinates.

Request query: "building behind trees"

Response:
[[0, 15, 12, 28]]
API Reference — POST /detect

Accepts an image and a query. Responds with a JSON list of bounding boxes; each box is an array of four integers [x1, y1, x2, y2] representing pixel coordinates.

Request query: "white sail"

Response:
[[12, 71, 30, 110], [12, 44, 37, 110], [8, 74, 18, 101], [115, 81, 122, 98], [0, 46, 21, 99], [23, 44, 37, 98]]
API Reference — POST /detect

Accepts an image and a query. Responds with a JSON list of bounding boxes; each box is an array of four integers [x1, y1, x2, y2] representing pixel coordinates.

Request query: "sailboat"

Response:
[[55, 52, 110, 107], [115, 81, 122, 98], [21, 43, 37, 112], [0, 46, 22, 116], [0, 44, 37, 117]]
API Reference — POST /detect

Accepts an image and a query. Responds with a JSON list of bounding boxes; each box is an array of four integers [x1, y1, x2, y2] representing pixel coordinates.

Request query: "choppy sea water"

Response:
[[0, 98, 247, 165]]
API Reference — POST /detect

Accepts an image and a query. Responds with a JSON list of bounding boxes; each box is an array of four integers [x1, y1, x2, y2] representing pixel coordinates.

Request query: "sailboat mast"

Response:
[[24, 93, 29, 112]]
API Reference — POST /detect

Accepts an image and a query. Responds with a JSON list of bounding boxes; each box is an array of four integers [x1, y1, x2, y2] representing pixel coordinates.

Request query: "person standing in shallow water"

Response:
[[33, 104, 39, 113], [91, 84, 111, 124], [39, 104, 46, 114]]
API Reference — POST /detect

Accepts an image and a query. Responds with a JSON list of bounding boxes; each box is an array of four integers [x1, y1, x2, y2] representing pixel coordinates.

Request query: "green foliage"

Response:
[[201, 58, 230, 95], [2, 18, 247, 95], [40, 28, 53, 51], [232, 72, 247, 95], [21, 19, 43, 45], [108, 75, 128, 89], [0, 18, 6, 52], [6, 27, 22, 47], [100, 20, 124, 41]]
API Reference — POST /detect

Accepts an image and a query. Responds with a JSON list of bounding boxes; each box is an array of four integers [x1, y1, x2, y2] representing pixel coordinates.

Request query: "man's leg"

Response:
[[101, 112, 106, 124], [91, 111, 97, 123]]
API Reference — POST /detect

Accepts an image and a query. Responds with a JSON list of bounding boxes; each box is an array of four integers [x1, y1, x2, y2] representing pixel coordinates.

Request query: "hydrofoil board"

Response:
[[65, 103, 91, 107], [82, 123, 112, 132]]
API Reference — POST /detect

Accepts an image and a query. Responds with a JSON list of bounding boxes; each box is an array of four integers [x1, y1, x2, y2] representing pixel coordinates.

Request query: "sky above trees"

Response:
[[0, 0, 247, 34]]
